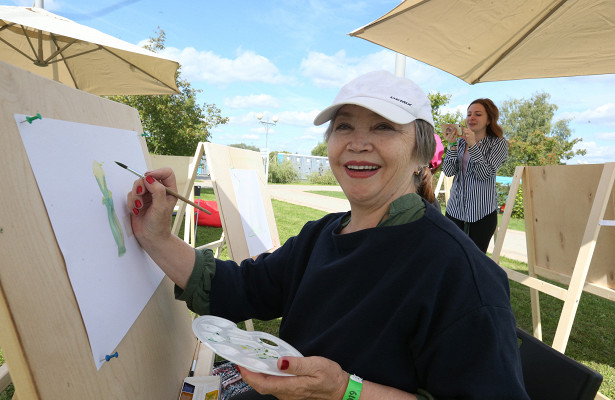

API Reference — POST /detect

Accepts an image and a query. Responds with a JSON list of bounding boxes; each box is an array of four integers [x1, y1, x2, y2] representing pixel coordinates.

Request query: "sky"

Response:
[[5, 0, 615, 164]]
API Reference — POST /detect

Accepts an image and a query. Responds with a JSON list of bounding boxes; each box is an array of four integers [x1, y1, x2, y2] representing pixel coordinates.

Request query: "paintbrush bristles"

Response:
[[115, 161, 144, 178]]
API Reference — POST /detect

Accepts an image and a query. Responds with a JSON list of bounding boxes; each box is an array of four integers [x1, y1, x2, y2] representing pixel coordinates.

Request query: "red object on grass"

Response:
[[194, 200, 222, 227]]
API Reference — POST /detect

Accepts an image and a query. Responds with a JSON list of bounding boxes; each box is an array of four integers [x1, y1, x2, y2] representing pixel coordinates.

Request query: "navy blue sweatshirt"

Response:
[[179, 201, 528, 399]]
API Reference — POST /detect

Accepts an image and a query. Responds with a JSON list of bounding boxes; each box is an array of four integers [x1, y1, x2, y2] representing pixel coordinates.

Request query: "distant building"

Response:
[[277, 153, 331, 181]]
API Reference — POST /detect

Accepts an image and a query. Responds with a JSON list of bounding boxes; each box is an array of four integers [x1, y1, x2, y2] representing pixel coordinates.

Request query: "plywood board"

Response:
[[0, 60, 194, 399], [523, 164, 615, 293], [493, 163, 614, 357]]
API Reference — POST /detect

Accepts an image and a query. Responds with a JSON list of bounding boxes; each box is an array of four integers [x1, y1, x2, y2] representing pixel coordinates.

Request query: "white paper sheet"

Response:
[[230, 169, 273, 257], [15, 114, 164, 370]]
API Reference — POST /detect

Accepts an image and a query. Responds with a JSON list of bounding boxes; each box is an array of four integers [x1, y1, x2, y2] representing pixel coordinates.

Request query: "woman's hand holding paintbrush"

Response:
[[116, 162, 211, 215], [122, 164, 197, 288]]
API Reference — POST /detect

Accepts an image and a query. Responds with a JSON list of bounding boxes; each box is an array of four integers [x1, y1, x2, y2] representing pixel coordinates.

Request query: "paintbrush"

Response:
[[115, 161, 211, 215]]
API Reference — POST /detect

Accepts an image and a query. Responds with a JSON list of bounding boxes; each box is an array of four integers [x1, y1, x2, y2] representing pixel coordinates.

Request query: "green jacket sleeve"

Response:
[[174, 248, 216, 315]]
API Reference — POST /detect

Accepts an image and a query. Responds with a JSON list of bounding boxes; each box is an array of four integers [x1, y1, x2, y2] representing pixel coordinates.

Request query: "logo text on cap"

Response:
[[390, 96, 412, 107]]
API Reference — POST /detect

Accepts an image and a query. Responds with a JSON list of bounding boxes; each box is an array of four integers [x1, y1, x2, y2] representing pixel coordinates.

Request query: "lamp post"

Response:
[[256, 113, 279, 182], [256, 113, 279, 151]]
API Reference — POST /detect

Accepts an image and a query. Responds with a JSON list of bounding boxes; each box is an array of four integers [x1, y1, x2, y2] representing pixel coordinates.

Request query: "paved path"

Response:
[[268, 184, 528, 263], [267, 184, 349, 213]]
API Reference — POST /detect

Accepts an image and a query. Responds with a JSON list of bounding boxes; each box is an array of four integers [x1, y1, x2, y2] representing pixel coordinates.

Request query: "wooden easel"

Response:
[[172, 142, 280, 262], [168, 142, 280, 342], [492, 164, 615, 356], [433, 172, 453, 203], [0, 60, 197, 399]]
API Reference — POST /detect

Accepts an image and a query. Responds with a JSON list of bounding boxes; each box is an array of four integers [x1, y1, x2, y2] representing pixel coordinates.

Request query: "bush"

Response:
[[306, 169, 338, 185], [497, 183, 524, 219], [268, 159, 299, 184]]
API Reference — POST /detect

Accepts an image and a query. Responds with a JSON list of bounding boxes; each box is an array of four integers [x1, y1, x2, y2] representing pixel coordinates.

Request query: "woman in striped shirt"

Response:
[[442, 98, 508, 253]]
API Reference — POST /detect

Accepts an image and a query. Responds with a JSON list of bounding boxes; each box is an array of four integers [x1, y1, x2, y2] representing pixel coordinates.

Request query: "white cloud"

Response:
[[161, 47, 294, 85], [568, 140, 615, 164], [300, 49, 447, 93], [300, 132, 324, 141], [306, 125, 327, 135], [440, 104, 467, 117], [559, 103, 615, 126], [15, 0, 59, 8], [300, 49, 398, 88], [229, 111, 283, 127], [276, 110, 320, 127], [596, 131, 615, 140], [14, 0, 67, 12], [224, 94, 279, 109], [224, 109, 319, 129]]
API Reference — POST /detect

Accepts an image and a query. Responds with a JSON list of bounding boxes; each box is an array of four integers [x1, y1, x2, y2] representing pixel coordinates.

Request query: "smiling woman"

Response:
[[126, 70, 529, 400], [317, 71, 437, 230]]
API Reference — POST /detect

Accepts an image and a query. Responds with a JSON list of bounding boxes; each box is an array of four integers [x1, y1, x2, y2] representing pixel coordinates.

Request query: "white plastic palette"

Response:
[[192, 315, 303, 376]]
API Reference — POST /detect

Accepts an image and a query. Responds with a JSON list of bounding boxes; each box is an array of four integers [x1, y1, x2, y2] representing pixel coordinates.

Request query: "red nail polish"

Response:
[[136, 186, 143, 194], [135, 200, 142, 208], [133, 208, 139, 215], [146, 176, 155, 184], [280, 359, 289, 370]]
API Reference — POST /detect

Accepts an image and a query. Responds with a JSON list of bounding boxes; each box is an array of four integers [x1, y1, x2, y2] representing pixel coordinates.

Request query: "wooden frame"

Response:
[[434, 172, 453, 204], [492, 164, 615, 355], [172, 142, 280, 262], [0, 60, 196, 399], [170, 142, 281, 336]]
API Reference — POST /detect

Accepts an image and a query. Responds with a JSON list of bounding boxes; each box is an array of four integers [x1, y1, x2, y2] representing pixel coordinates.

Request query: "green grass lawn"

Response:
[[1, 189, 611, 398]]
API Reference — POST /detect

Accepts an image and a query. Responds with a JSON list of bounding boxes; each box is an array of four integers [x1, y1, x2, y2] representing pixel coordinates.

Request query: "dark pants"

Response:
[[229, 388, 277, 400], [446, 210, 498, 253]]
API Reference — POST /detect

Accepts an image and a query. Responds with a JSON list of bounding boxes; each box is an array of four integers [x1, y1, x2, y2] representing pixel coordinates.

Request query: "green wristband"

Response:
[[342, 374, 363, 400]]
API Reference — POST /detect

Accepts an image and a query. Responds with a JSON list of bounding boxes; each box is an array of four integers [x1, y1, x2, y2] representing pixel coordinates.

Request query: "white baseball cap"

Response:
[[313, 70, 434, 127]]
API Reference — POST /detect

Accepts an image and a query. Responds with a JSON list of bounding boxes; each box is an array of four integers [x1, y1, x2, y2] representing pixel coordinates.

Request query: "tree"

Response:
[[311, 141, 327, 157], [428, 92, 464, 165], [429, 92, 464, 137], [498, 92, 586, 176], [107, 29, 229, 156], [230, 143, 260, 152]]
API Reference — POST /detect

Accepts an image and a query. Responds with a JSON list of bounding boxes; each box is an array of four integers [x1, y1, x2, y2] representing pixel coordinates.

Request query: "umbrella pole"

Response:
[[48, 41, 59, 81], [34, 0, 44, 8], [395, 53, 406, 77]]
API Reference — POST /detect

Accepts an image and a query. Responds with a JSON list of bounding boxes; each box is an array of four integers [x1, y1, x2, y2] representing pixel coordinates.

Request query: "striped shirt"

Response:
[[442, 135, 508, 222]]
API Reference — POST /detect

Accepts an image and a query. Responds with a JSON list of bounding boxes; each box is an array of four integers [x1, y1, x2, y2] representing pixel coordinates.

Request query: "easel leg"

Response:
[[492, 166, 523, 263], [529, 288, 542, 340]]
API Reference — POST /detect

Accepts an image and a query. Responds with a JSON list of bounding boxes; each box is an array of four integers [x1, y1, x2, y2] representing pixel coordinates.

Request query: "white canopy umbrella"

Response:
[[0, 5, 180, 95], [350, 0, 615, 84]]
